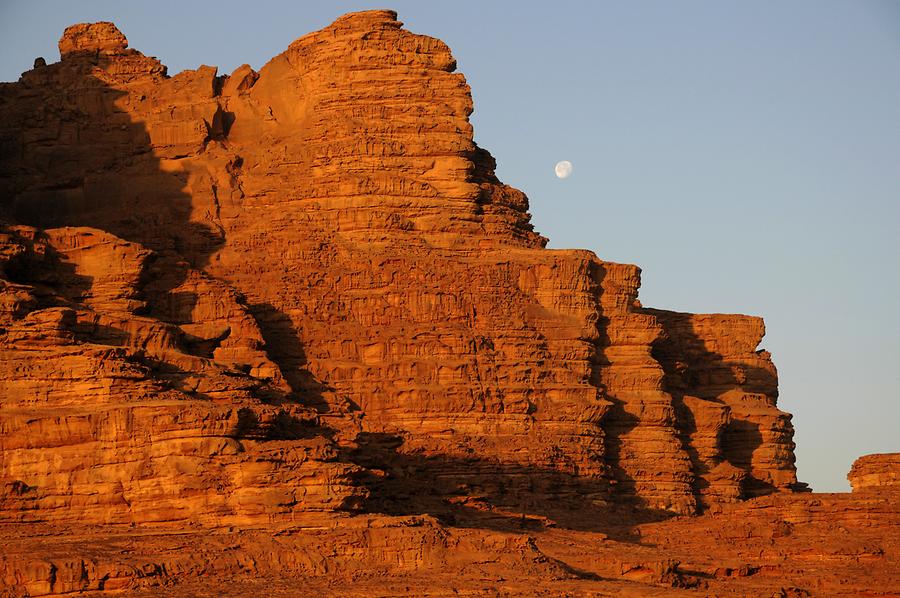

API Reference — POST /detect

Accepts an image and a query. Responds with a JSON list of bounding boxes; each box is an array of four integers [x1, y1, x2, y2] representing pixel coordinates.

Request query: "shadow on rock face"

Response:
[[0, 25, 330, 410], [645, 307, 796, 505], [246, 302, 337, 413], [1, 37, 222, 344], [345, 431, 671, 544]]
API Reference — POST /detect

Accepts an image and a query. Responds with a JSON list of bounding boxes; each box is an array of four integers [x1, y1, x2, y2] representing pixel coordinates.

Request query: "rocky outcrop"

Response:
[[0, 225, 363, 525], [645, 310, 806, 509], [0, 10, 895, 596], [0, 11, 807, 527], [849, 453, 900, 492]]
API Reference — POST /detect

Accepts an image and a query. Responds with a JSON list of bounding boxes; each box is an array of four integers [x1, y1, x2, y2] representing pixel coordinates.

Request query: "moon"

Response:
[[555, 160, 573, 179]]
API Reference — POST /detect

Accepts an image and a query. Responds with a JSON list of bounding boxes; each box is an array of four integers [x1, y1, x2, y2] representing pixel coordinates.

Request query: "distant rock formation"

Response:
[[0, 11, 895, 596], [849, 453, 900, 492]]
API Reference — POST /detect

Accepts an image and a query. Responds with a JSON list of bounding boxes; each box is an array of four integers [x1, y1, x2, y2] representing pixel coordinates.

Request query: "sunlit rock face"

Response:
[[2, 12, 898, 597], [0, 10, 807, 527], [849, 453, 900, 492]]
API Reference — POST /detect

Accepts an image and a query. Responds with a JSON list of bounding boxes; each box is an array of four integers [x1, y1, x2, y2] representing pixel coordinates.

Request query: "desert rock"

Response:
[[849, 453, 900, 492], [0, 12, 895, 596]]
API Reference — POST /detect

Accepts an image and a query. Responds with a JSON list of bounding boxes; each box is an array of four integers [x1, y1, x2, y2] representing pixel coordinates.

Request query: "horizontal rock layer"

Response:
[[848, 453, 900, 492], [0, 225, 363, 525], [1, 482, 897, 596]]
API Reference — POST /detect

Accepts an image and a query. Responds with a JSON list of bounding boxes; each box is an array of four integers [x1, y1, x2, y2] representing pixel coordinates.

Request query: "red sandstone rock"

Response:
[[57, 22, 128, 58], [849, 453, 900, 492], [0, 11, 895, 596], [645, 309, 806, 509]]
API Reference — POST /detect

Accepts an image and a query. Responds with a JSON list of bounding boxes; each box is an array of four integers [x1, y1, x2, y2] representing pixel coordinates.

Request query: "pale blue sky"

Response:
[[2, 1, 898, 492]]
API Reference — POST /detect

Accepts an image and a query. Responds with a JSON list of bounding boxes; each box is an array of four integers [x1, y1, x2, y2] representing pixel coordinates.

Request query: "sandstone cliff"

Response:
[[0, 11, 802, 525], [1, 11, 894, 597]]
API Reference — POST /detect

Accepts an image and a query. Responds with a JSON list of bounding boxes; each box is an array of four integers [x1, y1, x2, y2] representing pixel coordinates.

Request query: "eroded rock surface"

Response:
[[0, 11, 895, 596], [849, 453, 900, 492]]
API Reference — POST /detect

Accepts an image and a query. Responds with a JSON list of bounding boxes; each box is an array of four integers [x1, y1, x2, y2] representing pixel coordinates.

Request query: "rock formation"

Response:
[[849, 453, 900, 492], [0, 11, 895, 596]]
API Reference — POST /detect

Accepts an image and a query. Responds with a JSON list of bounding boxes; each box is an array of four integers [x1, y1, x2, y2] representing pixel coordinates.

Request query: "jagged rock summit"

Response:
[[0, 12, 896, 596]]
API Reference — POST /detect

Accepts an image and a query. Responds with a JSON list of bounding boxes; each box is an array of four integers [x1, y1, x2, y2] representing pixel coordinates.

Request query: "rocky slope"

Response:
[[0, 11, 895, 596]]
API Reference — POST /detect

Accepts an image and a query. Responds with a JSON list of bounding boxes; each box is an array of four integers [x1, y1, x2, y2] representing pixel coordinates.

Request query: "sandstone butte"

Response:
[[0, 11, 896, 597]]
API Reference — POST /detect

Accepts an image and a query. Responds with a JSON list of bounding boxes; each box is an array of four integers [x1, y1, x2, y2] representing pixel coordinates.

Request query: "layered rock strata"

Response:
[[645, 310, 807, 509], [848, 453, 900, 492], [0, 11, 803, 527], [1, 468, 897, 596], [0, 226, 362, 525]]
